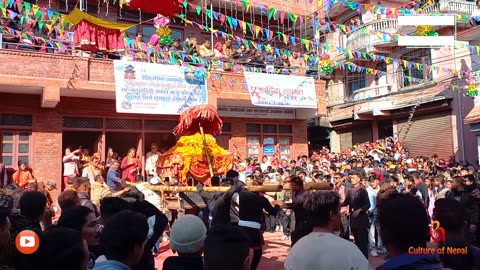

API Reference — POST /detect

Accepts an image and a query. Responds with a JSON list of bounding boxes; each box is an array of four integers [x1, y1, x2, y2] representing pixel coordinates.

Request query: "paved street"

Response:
[[154, 232, 386, 269]]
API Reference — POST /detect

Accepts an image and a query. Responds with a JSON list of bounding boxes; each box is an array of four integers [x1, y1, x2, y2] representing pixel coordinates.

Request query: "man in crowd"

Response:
[[366, 175, 386, 257], [434, 175, 447, 200], [163, 215, 206, 270], [286, 176, 312, 247], [342, 172, 370, 258], [106, 160, 122, 192], [182, 33, 198, 56], [377, 193, 444, 269], [411, 171, 429, 208], [332, 172, 350, 240], [204, 224, 252, 270], [145, 143, 160, 183], [82, 153, 102, 184], [446, 176, 479, 245], [93, 210, 149, 270], [72, 177, 98, 217], [91, 175, 130, 208], [433, 198, 480, 269], [285, 190, 370, 269]]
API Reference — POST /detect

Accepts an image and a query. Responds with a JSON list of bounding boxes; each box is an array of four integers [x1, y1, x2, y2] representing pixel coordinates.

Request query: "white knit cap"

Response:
[[170, 215, 207, 254]]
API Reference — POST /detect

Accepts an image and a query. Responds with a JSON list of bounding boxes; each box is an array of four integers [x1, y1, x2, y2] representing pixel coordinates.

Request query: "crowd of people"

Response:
[[1, 135, 480, 269]]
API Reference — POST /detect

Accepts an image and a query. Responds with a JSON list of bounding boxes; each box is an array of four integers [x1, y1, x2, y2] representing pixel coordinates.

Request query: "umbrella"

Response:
[[173, 105, 223, 136], [126, 0, 181, 17]]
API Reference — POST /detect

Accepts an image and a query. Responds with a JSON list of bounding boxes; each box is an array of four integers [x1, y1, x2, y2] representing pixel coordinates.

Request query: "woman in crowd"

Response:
[[121, 148, 141, 182], [63, 147, 81, 187]]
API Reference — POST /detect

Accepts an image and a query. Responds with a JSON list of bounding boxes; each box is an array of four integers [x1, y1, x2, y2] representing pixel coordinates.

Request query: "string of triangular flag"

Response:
[[215, 0, 310, 24], [0, 0, 73, 33], [336, 0, 473, 24], [179, 15, 473, 79]]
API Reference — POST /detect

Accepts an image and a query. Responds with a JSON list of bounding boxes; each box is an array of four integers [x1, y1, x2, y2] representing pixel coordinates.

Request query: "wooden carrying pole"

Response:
[[199, 123, 214, 178], [127, 182, 330, 192]]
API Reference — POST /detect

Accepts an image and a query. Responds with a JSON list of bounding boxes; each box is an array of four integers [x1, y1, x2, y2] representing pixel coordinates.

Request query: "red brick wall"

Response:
[[0, 94, 307, 191], [0, 94, 63, 198], [225, 117, 308, 159]]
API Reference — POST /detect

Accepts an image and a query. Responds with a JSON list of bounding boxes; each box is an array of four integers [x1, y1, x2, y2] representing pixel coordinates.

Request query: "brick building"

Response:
[[312, 0, 480, 164], [0, 0, 327, 189]]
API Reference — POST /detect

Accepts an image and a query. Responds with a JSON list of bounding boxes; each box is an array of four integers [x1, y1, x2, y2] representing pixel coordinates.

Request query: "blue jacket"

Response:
[[377, 254, 446, 270], [106, 168, 121, 192], [93, 260, 130, 270]]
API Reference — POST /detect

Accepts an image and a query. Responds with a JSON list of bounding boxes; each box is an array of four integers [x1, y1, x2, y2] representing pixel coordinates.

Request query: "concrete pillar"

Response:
[[372, 119, 379, 141], [392, 120, 398, 138], [41, 84, 60, 108], [330, 129, 340, 153]]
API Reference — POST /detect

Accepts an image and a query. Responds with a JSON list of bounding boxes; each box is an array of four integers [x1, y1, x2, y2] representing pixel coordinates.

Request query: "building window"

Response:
[[1, 114, 33, 126], [401, 49, 432, 88], [375, 62, 387, 86], [125, 25, 157, 43], [125, 24, 183, 44], [345, 69, 366, 98], [1, 131, 31, 167], [246, 124, 292, 160]]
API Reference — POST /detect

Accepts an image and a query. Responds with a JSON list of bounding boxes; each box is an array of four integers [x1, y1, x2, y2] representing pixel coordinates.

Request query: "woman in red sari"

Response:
[[120, 148, 141, 182]]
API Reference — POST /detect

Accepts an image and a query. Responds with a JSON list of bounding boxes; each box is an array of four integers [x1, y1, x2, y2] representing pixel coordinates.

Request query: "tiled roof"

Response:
[[465, 106, 480, 124]]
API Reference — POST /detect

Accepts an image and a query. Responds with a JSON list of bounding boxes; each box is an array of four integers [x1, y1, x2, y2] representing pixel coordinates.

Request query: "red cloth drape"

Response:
[[74, 19, 125, 52], [126, 0, 180, 17]]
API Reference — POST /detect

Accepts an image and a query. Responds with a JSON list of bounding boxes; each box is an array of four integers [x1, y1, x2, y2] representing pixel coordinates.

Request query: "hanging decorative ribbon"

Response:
[[416, 25, 438, 36], [466, 75, 479, 97], [319, 53, 333, 75], [154, 15, 173, 46]]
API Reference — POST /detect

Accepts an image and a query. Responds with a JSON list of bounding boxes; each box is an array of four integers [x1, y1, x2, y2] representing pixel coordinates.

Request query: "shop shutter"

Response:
[[352, 123, 372, 145], [397, 111, 453, 159], [338, 130, 352, 150]]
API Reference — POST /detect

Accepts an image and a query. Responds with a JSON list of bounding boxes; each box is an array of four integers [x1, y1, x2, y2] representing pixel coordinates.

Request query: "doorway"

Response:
[[62, 131, 102, 155], [378, 120, 393, 139], [144, 133, 176, 154], [106, 132, 142, 160]]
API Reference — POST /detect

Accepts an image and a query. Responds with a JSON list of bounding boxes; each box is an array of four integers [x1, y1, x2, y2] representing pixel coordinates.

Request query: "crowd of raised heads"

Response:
[[0, 133, 479, 270]]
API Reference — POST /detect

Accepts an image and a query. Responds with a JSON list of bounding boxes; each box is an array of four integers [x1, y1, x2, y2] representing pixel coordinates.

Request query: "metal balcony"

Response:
[[422, 0, 477, 15], [352, 85, 392, 100], [346, 19, 399, 51]]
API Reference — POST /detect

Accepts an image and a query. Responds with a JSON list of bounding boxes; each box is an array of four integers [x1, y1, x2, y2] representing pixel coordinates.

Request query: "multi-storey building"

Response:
[[317, 0, 479, 163], [0, 0, 326, 189]]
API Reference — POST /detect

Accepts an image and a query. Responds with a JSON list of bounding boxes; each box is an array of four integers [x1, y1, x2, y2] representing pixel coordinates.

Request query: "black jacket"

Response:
[[163, 255, 204, 270], [342, 185, 370, 229]]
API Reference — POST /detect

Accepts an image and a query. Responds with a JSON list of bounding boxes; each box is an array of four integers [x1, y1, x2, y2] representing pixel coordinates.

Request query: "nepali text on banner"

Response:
[[243, 72, 317, 109], [113, 61, 208, 115]]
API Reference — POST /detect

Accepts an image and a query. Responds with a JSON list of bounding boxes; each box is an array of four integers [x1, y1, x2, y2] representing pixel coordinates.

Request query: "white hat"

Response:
[[170, 215, 207, 254]]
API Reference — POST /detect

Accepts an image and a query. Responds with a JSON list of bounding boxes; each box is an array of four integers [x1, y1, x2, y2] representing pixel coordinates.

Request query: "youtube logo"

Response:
[[20, 236, 35, 247], [15, 230, 39, 254]]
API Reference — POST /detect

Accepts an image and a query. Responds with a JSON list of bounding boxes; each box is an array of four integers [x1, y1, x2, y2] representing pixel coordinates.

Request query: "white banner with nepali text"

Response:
[[243, 72, 317, 109], [113, 61, 208, 114]]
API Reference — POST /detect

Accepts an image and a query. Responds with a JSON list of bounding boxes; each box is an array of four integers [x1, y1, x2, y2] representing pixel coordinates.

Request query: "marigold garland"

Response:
[[416, 25, 438, 36], [162, 133, 227, 181]]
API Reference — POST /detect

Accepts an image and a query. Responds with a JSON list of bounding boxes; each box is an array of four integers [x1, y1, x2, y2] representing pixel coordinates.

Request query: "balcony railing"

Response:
[[352, 85, 392, 100], [346, 19, 399, 51], [422, 0, 477, 15]]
